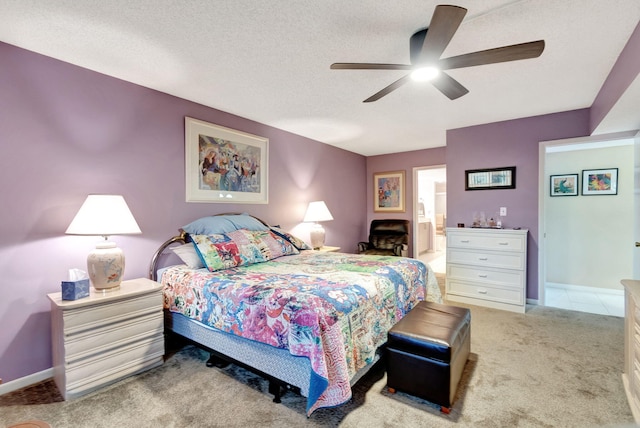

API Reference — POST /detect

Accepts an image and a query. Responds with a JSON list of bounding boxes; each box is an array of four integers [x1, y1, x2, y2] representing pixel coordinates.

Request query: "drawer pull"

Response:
[[478, 289, 488, 294], [498, 242, 509, 246], [478, 274, 488, 278], [460, 240, 470, 243], [478, 257, 488, 261]]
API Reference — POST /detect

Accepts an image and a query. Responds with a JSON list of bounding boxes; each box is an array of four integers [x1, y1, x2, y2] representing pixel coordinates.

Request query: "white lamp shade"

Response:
[[303, 201, 334, 223], [66, 195, 141, 236], [66, 195, 141, 292]]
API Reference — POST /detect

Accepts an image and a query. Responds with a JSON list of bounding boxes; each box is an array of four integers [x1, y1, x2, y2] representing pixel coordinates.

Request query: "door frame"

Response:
[[412, 164, 446, 259], [538, 130, 638, 305]]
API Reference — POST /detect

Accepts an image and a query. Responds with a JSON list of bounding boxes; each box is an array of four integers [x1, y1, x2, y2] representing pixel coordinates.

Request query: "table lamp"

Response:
[[65, 194, 141, 291], [303, 201, 334, 250]]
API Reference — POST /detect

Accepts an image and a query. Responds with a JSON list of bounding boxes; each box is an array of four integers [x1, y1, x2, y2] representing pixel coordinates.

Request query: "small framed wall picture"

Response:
[[550, 174, 578, 197], [581, 168, 618, 196], [374, 170, 405, 212], [465, 166, 516, 191]]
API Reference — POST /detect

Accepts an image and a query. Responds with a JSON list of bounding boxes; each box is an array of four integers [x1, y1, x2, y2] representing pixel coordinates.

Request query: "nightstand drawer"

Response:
[[62, 292, 162, 334], [448, 248, 525, 270], [65, 335, 165, 389], [447, 280, 523, 305], [447, 264, 523, 287], [447, 230, 525, 252], [64, 312, 163, 363]]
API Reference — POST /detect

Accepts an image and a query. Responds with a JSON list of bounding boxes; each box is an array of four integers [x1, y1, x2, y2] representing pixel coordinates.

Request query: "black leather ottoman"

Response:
[[386, 301, 471, 413]]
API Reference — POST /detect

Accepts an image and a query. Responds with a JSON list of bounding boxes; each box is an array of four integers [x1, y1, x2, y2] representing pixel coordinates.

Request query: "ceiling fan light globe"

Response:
[[411, 66, 439, 82]]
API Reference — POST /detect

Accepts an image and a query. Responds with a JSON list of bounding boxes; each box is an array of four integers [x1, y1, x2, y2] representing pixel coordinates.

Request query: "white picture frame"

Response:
[[185, 117, 268, 203]]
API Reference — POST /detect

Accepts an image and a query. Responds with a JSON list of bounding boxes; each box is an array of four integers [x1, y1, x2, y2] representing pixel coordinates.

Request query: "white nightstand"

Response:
[[317, 246, 340, 252], [48, 277, 165, 399]]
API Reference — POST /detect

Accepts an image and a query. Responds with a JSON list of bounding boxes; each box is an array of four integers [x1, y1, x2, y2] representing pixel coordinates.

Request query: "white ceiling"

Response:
[[1, 1, 638, 156]]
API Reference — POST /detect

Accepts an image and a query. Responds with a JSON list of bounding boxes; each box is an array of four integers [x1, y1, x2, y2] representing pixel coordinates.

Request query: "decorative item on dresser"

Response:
[[446, 227, 528, 313], [65, 194, 142, 291], [621, 279, 640, 423], [47, 278, 164, 400]]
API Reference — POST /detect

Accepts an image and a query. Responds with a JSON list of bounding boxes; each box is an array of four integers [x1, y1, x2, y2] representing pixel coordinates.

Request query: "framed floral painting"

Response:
[[374, 170, 405, 213], [581, 168, 618, 196]]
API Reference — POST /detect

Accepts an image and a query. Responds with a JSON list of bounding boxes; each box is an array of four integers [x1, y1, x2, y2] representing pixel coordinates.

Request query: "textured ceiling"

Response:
[[1, 1, 638, 155]]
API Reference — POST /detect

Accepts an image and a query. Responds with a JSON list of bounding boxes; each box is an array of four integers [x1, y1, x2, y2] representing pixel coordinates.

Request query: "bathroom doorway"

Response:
[[413, 166, 446, 275]]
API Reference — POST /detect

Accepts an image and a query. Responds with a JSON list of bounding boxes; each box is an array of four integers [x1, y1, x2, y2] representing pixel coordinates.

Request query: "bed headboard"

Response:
[[148, 213, 270, 281]]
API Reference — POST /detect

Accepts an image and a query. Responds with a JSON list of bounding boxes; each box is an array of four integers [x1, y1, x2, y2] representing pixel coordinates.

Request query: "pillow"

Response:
[[269, 226, 312, 250], [227, 214, 269, 231], [190, 229, 299, 272], [182, 214, 268, 235], [191, 233, 241, 271], [171, 243, 204, 269], [227, 229, 299, 263]]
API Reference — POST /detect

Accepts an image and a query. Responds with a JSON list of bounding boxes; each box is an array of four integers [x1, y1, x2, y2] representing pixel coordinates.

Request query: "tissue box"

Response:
[[61, 279, 90, 300]]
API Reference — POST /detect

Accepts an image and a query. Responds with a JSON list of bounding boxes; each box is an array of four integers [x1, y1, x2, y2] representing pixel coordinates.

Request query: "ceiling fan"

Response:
[[331, 4, 545, 102]]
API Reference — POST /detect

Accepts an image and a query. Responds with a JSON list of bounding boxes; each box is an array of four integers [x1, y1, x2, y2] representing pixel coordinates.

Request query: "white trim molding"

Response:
[[0, 368, 53, 396]]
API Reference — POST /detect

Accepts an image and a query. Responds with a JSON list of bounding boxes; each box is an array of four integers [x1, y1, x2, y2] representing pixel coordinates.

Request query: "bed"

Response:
[[150, 213, 442, 415]]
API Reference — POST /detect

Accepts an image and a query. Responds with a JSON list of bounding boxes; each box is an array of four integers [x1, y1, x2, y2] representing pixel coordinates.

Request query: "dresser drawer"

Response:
[[447, 230, 526, 252], [447, 264, 523, 288], [447, 280, 524, 305], [62, 292, 162, 334], [64, 312, 163, 363], [448, 248, 525, 270]]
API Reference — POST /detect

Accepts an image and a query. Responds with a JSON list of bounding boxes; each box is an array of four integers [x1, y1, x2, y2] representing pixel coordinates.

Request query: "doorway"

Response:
[[413, 166, 446, 275], [539, 132, 635, 317]]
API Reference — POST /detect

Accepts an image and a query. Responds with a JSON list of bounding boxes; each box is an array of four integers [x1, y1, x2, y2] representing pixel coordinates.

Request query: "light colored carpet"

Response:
[[1, 304, 633, 427]]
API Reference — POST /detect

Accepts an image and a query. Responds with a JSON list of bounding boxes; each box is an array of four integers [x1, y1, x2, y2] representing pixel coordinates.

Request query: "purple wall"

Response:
[[446, 109, 591, 299], [0, 42, 366, 383], [590, 21, 640, 132], [366, 147, 446, 253]]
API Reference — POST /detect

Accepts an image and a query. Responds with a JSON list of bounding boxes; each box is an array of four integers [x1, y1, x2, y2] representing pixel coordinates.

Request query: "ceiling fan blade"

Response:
[[431, 71, 469, 100], [419, 5, 467, 64], [363, 75, 411, 103], [331, 63, 412, 70], [439, 40, 545, 70]]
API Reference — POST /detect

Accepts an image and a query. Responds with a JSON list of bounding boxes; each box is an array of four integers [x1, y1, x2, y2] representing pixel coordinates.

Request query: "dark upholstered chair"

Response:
[[358, 219, 410, 257]]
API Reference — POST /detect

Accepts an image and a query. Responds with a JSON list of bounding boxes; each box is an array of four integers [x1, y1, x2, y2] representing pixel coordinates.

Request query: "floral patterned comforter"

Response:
[[161, 251, 441, 415]]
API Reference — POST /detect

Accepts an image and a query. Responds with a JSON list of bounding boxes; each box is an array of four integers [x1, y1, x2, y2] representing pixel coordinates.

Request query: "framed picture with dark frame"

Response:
[[185, 117, 269, 203], [581, 168, 618, 195], [465, 166, 516, 191], [374, 170, 405, 212], [550, 174, 579, 196]]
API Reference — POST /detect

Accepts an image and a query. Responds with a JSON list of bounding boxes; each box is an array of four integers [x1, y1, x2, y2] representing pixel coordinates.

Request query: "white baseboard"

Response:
[[0, 368, 54, 396], [546, 282, 624, 296]]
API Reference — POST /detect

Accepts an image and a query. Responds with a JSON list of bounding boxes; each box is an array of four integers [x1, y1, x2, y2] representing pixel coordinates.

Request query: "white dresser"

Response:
[[48, 277, 165, 399], [622, 279, 640, 423], [446, 227, 528, 313]]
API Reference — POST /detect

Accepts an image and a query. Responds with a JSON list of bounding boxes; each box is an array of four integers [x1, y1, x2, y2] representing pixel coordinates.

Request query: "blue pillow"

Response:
[[182, 217, 236, 234], [181, 214, 268, 235], [227, 214, 269, 231]]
